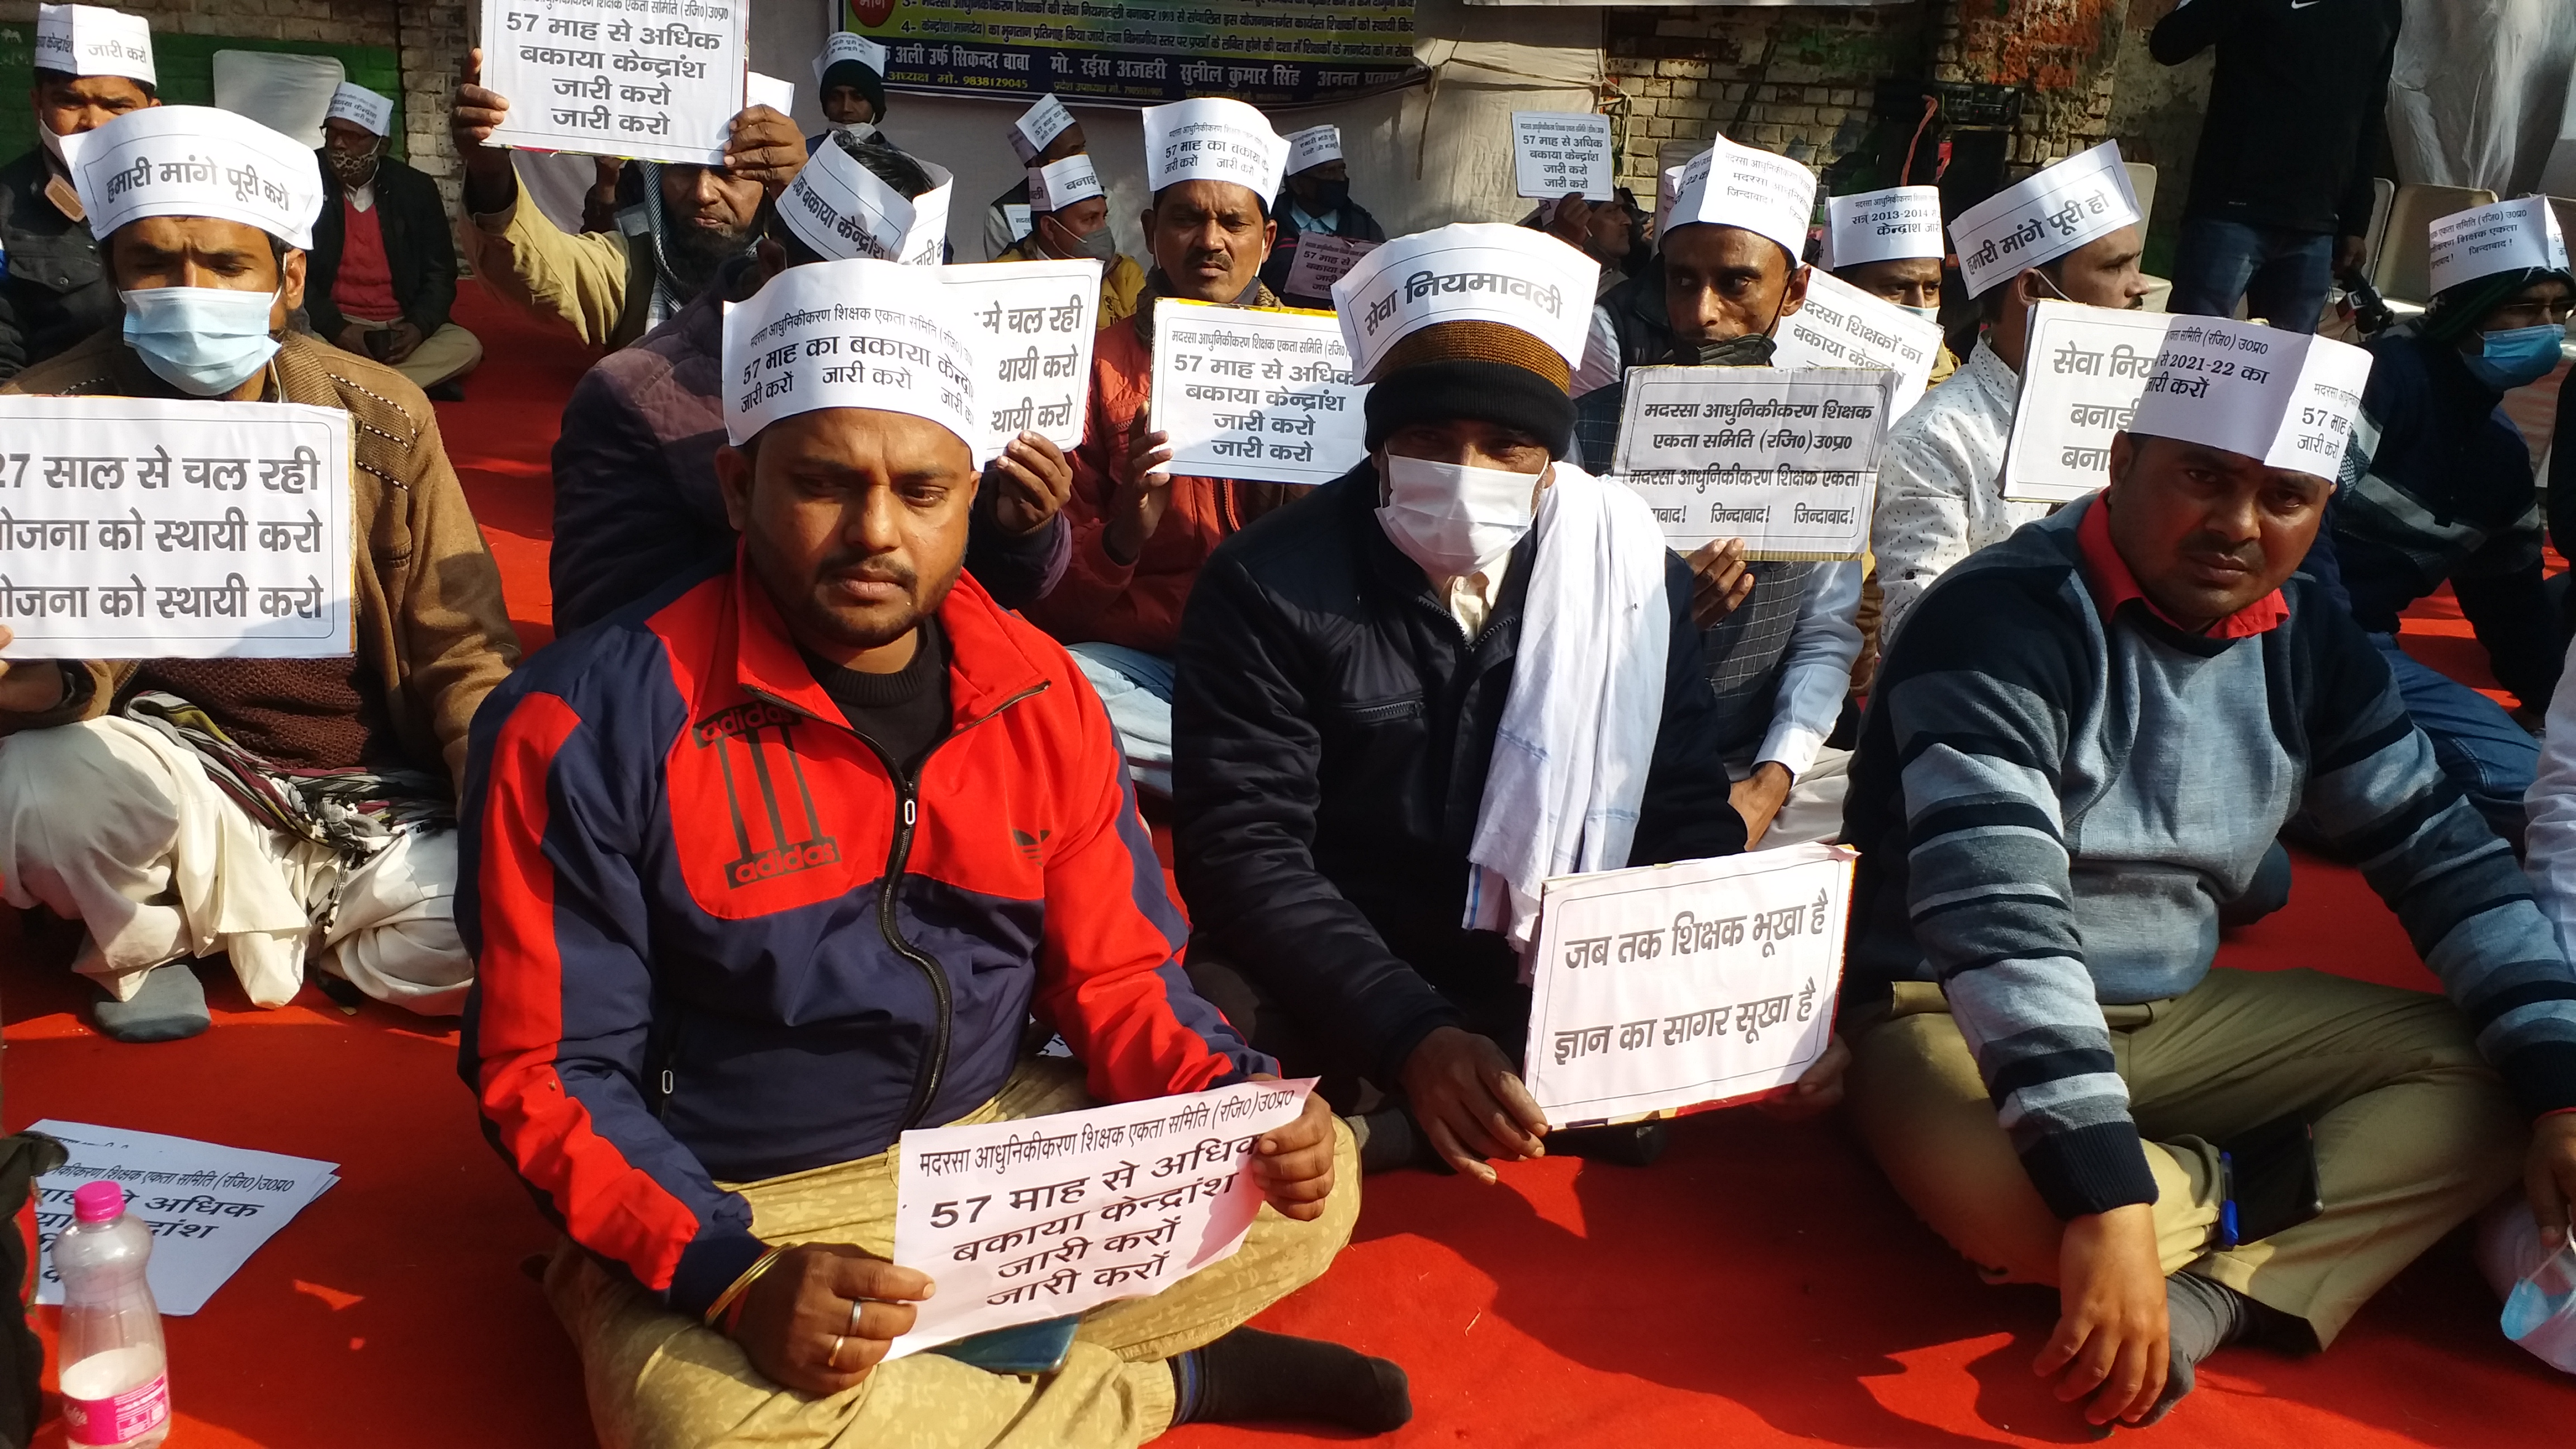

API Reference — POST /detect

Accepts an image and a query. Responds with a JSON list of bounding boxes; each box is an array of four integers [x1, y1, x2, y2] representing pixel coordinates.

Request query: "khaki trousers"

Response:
[[1846, 968, 2525, 1344], [549, 1057, 1362, 1449], [338, 315, 484, 389]]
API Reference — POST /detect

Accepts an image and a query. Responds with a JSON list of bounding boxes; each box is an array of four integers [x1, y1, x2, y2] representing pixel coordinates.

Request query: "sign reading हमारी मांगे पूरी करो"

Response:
[[1148, 299, 1369, 487], [1608, 366, 1900, 561], [480, 0, 747, 165]]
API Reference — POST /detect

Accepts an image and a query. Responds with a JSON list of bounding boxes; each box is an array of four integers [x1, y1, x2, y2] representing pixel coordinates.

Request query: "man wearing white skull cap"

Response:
[[0, 4, 159, 379], [306, 82, 482, 396], [1843, 312, 2576, 1431], [0, 104, 521, 1044]]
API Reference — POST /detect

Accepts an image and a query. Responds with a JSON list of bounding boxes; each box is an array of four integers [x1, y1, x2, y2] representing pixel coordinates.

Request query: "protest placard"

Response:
[[1149, 300, 1368, 486], [1282, 234, 1379, 302], [1999, 301, 2176, 504], [480, 0, 746, 165], [940, 261, 1101, 456], [1607, 366, 1900, 560], [889, 1079, 1314, 1358], [31, 1121, 338, 1315], [1512, 111, 1613, 201], [1522, 845, 1852, 1128], [0, 398, 353, 660], [1770, 268, 1945, 416]]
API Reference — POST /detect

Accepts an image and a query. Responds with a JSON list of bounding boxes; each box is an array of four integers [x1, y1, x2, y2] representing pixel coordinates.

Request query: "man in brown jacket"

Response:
[[0, 106, 519, 1044]]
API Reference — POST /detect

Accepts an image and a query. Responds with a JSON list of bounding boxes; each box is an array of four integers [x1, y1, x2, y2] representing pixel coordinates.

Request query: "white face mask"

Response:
[[1374, 452, 1544, 581], [1899, 302, 1940, 322], [834, 120, 879, 143]]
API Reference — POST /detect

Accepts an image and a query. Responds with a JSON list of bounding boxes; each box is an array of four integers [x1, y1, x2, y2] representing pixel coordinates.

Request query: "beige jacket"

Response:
[[0, 330, 523, 792], [458, 192, 654, 350]]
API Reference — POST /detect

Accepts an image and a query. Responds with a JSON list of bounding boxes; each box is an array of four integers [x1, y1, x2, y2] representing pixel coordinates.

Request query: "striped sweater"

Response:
[[1843, 500, 2576, 1219]]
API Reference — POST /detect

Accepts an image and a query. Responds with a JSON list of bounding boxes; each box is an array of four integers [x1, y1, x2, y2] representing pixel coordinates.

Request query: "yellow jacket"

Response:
[[457, 192, 654, 350]]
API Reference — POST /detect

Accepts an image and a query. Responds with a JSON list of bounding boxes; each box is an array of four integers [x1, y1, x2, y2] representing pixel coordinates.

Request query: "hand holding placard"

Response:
[[479, 0, 748, 165]]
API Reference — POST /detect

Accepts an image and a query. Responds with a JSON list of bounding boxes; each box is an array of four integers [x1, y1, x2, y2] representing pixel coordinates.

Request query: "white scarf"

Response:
[[1460, 462, 1671, 954]]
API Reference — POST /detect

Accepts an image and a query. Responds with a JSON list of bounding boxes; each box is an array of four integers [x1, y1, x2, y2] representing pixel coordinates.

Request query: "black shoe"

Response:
[[1547, 1119, 1668, 1168], [426, 379, 467, 402]]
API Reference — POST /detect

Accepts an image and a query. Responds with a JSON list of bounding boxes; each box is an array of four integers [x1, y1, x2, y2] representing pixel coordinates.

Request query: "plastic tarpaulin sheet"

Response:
[[2388, 0, 2576, 198]]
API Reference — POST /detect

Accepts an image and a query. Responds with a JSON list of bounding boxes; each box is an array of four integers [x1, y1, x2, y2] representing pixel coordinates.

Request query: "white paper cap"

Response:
[[69, 105, 323, 250], [324, 82, 395, 139], [1949, 140, 2140, 299], [723, 259, 983, 459], [2427, 196, 2573, 297], [1652, 162, 1686, 240], [1142, 97, 1286, 203], [1008, 94, 1077, 164], [780, 138, 953, 268], [2128, 315, 2375, 479], [745, 72, 797, 119], [1665, 133, 1819, 264], [1330, 223, 1598, 383], [812, 32, 889, 85], [36, 4, 154, 87], [1284, 125, 1342, 176], [1824, 185, 1944, 270], [1028, 154, 1103, 215]]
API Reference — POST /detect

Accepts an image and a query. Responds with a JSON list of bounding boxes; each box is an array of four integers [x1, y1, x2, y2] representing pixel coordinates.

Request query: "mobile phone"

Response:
[[930, 1315, 1081, 1375], [2217, 1112, 2322, 1250]]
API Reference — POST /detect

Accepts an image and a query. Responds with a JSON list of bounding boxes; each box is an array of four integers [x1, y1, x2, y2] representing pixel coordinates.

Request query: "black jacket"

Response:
[[2151, 0, 2400, 238], [1171, 463, 1746, 1085], [1261, 197, 1388, 309], [305, 153, 458, 340], [0, 149, 115, 381]]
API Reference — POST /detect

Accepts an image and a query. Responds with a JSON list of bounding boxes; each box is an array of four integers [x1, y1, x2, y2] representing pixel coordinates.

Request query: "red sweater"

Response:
[[331, 197, 400, 320]]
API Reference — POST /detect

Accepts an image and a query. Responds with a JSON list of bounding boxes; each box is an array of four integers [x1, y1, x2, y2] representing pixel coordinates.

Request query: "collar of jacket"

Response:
[[1132, 271, 1280, 346], [725, 542, 1054, 729]]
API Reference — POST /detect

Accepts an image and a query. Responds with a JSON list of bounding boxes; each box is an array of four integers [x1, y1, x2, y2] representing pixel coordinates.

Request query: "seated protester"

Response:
[[449, 46, 804, 351], [0, 107, 520, 1043], [1874, 145, 2151, 644], [306, 83, 481, 398], [1535, 192, 1634, 297], [809, 32, 896, 154], [549, 134, 1071, 635], [462, 257, 1409, 1446], [1573, 137, 1858, 851], [1822, 183, 1958, 387], [2312, 197, 2573, 845], [1261, 126, 1386, 309], [1840, 316, 2576, 1429], [1173, 225, 1848, 1178], [1027, 98, 1305, 797], [997, 151, 1146, 330], [986, 93, 1087, 261], [0, 4, 158, 380]]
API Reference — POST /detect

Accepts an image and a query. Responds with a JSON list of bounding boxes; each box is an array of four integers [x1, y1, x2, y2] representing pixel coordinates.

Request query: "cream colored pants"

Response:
[[1847, 969, 2526, 1344], [338, 314, 484, 390], [551, 1057, 1363, 1449], [0, 716, 470, 1014]]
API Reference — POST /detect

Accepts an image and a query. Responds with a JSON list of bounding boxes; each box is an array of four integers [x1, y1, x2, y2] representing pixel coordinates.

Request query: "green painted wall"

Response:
[[0, 24, 402, 164]]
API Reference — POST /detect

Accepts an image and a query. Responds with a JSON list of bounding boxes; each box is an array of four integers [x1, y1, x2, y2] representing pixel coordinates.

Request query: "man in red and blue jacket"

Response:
[[459, 257, 1408, 1446]]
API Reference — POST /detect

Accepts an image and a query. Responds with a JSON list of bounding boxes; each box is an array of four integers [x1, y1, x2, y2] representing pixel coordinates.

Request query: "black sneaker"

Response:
[[1547, 1119, 1668, 1168]]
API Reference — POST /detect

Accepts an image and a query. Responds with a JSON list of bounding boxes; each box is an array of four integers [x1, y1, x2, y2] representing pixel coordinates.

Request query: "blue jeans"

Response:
[[2168, 219, 2335, 335], [1068, 642, 1175, 797], [2373, 633, 2537, 847]]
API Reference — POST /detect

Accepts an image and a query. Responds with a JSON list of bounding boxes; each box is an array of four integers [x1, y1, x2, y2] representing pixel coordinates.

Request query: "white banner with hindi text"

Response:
[[1148, 300, 1367, 487], [481, 0, 746, 165], [1608, 366, 1898, 560], [942, 261, 1102, 457], [2000, 302, 2176, 504]]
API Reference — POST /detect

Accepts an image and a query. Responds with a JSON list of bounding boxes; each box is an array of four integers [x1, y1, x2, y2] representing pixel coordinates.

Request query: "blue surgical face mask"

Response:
[[2463, 323, 2568, 392], [120, 285, 282, 397], [1900, 302, 1940, 323]]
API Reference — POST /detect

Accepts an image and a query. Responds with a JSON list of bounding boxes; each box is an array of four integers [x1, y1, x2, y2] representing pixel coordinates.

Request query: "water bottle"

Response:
[[53, 1182, 171, 1449]]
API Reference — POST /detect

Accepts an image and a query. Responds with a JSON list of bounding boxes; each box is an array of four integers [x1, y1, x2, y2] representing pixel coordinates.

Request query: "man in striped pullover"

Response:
[[1840, 317, 2576, 1429]]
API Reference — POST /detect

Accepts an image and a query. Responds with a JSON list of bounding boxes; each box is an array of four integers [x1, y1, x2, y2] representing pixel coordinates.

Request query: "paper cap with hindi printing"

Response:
[[722, 259, 983, 459], [324, 82, 395, 139], [2427, 196, 2572, 297], [1283, 125, 1342, 177], [1329, 223, 1597, 385], [813, 31, 888, 84], [1949, 140, 2140, 299], [1664, 134, 1819, 264], [780, 137, 952, 268], [1142, 97, 1286, 203], [1028, 154, 1102, 215], [1824, 185, 1943, 270], [35, 4, 153, 87], [69, 105, 321, 250], [2127, 315, 2374, 479], [1008, 94, 1078, 164]]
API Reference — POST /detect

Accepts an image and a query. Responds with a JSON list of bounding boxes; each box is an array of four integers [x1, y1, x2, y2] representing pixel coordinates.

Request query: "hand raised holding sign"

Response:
[[987, 432, 1074, 538], [452, 48, 517, 214], [1104, 414, 1178, 566], [725, 105, 807, 200], [1249, 1082, 1340, 1221], [732, 1243, 935, 1397]]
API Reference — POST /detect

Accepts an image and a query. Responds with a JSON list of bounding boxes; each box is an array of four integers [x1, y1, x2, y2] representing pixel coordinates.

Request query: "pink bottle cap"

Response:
[[72, 1182, 125, 1223]]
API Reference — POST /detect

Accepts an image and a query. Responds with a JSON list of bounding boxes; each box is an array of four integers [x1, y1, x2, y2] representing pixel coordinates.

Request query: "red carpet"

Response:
[[8, 283, 2573, 1447]]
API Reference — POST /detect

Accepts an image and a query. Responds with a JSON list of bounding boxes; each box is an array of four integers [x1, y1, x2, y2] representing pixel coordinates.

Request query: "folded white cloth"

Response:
[[1461, 461, 1671, 953]]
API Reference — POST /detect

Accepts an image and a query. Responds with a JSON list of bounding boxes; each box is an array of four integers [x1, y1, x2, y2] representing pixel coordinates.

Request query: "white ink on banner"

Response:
[[1769, 269, 1945, 417], [1512, 112, 1612, 202], [1283, 235, 1379, 302], [940, 261, 1102, 456], [30, 1121, 338, 1316], [889, 1078, 1314, 1358], [480, 0, 746, 165], [0, 397, 354, 660], [1148, 300, 1369, 487], [1522, 845, 1851, 1128], [1609, 366, 1898, 560], [1999, 302, 2177, 504]]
